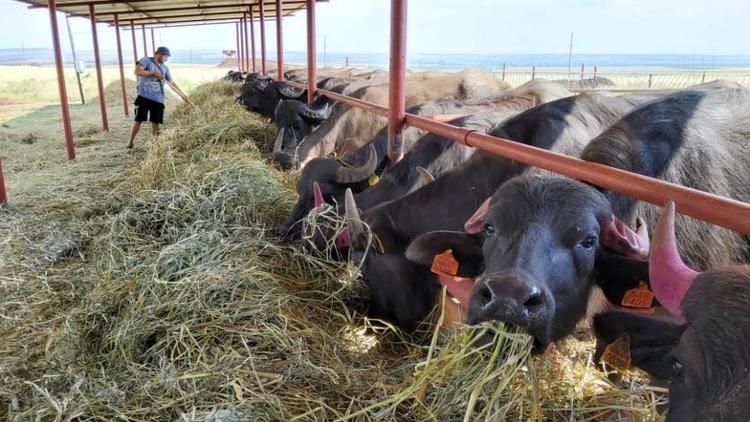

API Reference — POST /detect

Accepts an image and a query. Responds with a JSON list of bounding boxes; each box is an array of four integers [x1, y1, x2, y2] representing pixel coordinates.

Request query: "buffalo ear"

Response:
[[593, 310, 685, 380], [405, 230, 484, 277], [593, 248, 656, 306]]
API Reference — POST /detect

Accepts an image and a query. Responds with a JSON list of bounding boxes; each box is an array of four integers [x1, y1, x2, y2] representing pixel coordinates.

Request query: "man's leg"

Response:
[[150, 122, 161, 136], [127, 121, 142, 148]]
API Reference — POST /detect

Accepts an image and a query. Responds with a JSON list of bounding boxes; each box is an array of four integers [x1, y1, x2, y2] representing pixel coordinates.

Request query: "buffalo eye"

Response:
[[579, 235, 597, 250], [484, 224, 495, 237], [670, 359, 685, 384]]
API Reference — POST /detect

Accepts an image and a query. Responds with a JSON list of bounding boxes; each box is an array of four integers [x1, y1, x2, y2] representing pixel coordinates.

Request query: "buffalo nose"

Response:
[[276, 224, 290, 239], [473, 276, 545, 320]]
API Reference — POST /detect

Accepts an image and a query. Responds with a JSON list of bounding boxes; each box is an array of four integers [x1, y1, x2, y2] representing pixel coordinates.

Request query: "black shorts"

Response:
[[134, 95, 165, 124]]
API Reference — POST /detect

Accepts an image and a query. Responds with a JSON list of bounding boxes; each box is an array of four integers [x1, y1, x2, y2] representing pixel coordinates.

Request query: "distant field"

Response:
[[0, 64, 228, 122]]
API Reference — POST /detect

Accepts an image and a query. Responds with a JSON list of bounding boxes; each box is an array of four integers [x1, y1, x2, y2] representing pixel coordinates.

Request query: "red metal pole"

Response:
[[150, 28, 155, 52], [239, 16, 245, 72], [306, 0, 316, 104], [48, 0, 75, 160], [243, 13, 250, 73], [89, 4, 109, 132], [387, 0, 407, 165], [259, 0, 267, 74], [275, 0, 284, 80], [235, 22, 240, 70], [250, 6, 256, 73], [130, 20, 137, 62], [114, 14, 129, 116], [141, 24, 147, 55], [0, 159, 7, 208]]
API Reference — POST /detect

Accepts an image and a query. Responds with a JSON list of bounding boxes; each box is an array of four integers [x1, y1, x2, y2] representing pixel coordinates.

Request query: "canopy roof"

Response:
[[19, 0, 327, 28]]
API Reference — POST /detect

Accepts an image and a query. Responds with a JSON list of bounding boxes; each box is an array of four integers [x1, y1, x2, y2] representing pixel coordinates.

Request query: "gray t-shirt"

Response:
[[136, 57, 172, 104]]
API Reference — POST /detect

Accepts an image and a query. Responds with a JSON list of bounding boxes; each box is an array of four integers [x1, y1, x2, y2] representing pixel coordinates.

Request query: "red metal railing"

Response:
[[285, 81, 750, 235]]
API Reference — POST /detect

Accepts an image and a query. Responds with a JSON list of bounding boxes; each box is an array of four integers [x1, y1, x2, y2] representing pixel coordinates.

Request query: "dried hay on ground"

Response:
[[1, 80, 664, 421]]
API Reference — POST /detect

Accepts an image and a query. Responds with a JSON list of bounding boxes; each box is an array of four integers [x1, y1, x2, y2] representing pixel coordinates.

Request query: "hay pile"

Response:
[[1, 80, 664, 421]]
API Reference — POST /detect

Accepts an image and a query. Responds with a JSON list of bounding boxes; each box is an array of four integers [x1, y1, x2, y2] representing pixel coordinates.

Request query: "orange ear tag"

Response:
[[431, 249, 459, 276], [601, 334, 631, 371], [621, 282, 655, 313], [368, 175, 380, 186]]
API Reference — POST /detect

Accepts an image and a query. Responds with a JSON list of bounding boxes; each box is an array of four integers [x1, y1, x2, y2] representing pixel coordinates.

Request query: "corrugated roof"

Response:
[[18, 0, 327, 28]]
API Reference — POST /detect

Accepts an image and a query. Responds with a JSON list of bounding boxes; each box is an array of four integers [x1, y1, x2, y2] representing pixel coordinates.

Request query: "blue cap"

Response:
[[155, 46, 171, 56]]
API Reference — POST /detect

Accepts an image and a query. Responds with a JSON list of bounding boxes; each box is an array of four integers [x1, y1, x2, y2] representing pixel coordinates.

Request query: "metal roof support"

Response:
[[47, 0, 76, 160], [89, 3, 109, 132], [141, 24, 147, 55], [306, 0, 316, 103], [387, 0, 407, 165], [130, 20, 137, 62], [150, 28, 155, 52], [250, 5, 256, 72], [114, 13, 129, 116], [28, 0, 156, 8], [243, 13, 250, 72], [275, 0, 284, 80], [0, 159, 7, 208], [239, 15, 245, 71], [235, 22, 240, 70], [259, 0, 266, 74]]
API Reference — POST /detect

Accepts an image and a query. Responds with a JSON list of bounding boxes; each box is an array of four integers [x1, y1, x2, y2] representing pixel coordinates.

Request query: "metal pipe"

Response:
[[259, 0, 267, 74], [243, 13, 250, 72], [250, 5, 256, 72], [141, 24, 147, 55], [275, 0, 284, 80], [305, 0, 316, 104], [89, 4, 109, 132], [239, 16, 245, 71], [130, 20, 137, 62], [150, 28, 155, 51], [29, 0, 156, 8], [387, 0, 407, 165], [48, 0, 75, 160], [285, 81, 750, 235], [235, 22, 240, 70], [114, 14, 129, 116], [0, 159, 7, 208]]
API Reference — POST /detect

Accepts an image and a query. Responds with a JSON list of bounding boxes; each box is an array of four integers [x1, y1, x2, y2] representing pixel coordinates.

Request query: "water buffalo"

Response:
[[237, 79, 310, 117], [277, 79, 573, 240], [594, 202, 750, 421], [343, 93, 650, 330], [294, 68, 511, 169], [406, 80, 750, 347]]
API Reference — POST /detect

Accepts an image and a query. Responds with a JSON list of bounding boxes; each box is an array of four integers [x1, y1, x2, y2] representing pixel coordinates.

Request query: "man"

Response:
[[127, 46, 188, 149]]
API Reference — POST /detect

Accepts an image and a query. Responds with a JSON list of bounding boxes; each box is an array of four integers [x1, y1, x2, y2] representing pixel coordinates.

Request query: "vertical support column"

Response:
[[250, 5, 256, 73], [239, 16, 245, 72], [501, 62, 506, 81], [259, 0, 267, 74], [275, 0, 284, 80], [48, 0, 75, 160], [141, 24, 147, 56], [243, 13, 251, 72], [593, 66, 598, 88], [306, 0, 317, 104], [387, 0, 407, 166], [0, 159, 7, 208], [235, 22, 240, 70], [114, 14, 129, 116], [130, 20, 138, 63], [89, 4, 109, 132], [580, 63, 585, 80], [150, 28, 155, 52]]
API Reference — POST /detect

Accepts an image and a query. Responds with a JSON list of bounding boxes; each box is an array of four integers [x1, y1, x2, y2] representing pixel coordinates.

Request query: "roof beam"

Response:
[[109, 8, 296, 25], [65, 0, 310, 18], [116, 14, 290, 29], [27, 0, 158, 8]]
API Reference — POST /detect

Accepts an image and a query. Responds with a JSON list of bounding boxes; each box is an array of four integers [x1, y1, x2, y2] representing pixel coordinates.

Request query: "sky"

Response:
[[0, 0, 748, 55]]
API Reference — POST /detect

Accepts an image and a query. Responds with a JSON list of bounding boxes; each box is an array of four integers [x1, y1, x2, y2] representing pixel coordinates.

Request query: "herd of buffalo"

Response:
[[224, 66, 750, 420]]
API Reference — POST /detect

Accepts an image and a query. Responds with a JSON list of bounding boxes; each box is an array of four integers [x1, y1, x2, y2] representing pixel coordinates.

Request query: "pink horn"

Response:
[[649, 201, 699, 320], [464, 197, 491, 234], [313, 181, 324, 209]]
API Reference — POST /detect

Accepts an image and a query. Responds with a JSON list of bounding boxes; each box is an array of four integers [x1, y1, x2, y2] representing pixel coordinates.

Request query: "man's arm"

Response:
[[134, 63, 163, 79]]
